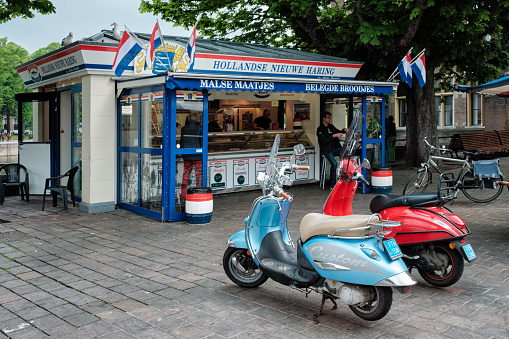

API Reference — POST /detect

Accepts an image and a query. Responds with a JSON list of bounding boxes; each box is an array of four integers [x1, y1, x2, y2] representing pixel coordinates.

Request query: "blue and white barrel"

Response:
[[186, 187, 213, 224], [371, 167, 392, 194]]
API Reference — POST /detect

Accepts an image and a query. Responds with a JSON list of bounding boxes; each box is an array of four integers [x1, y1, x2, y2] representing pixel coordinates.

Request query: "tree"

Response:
[[0, 37, 30, 134], [140, 0, 509, 165], [0, 0, 55, 23], [30, 42, 61, 59]]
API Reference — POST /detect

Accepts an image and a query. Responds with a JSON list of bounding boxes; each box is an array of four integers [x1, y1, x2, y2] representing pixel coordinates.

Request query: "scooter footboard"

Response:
[[302, 236, 412, 286]]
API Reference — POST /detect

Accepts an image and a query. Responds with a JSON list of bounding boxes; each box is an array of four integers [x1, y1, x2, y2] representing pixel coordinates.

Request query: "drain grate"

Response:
[[0, 231, 32, 243]]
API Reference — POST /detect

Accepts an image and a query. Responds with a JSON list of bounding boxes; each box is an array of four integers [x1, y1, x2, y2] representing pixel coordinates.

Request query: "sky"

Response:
[[0, 0, 190, 54]]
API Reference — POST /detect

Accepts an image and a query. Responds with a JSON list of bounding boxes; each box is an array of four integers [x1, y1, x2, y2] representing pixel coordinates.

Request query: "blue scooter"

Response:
[[223, 123, 416, 321]]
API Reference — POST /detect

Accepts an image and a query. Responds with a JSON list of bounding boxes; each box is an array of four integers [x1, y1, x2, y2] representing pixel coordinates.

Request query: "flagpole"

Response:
[[386, 47, 413, 81], [125, 25, 170, 71], [176, 18, 200, 72], [410, 48, 425, 64]]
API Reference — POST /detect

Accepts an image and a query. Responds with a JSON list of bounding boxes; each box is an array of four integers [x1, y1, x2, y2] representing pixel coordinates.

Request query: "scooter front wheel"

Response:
[[223, 247, 268, 288], [418, 243, 464, 287], [349, 286, 393, 321]]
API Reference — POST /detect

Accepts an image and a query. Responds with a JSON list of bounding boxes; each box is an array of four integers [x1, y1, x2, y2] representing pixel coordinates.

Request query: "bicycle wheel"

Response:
[[403, 168, 432, 195], [461, 170, 504, 203]]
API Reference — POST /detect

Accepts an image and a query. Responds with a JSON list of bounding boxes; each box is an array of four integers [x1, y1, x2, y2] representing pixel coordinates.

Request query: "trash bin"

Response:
[[186, 187, 213, 224], [371, 167, 392, 194]]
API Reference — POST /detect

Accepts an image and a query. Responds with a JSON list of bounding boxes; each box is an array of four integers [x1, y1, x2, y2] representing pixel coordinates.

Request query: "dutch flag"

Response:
[[187, 24, 197, 71], [112, 30, 143, 77], [146, 22, 163, 69], [411, 52, 426, 87], [398, 52, 413, 87]]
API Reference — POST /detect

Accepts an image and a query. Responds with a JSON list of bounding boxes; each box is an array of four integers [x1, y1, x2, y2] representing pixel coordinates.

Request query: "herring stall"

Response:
[[15, 28, 395, 221]]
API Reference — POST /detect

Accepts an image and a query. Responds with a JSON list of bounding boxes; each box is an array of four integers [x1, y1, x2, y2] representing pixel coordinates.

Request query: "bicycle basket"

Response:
[[473, 159, 501, 189]]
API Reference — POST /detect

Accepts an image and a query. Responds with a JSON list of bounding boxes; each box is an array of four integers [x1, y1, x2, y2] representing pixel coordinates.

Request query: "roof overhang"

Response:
[[455, 75, 509, 96]]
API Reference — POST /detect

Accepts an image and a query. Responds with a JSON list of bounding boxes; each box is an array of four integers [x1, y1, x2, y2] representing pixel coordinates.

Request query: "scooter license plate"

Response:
[[462, 244, 476, 261], [383, 238, 403, 260]]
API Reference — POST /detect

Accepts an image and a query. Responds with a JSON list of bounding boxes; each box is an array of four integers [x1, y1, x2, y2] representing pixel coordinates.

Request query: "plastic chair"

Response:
[[42, 166, 79, 211], [0, 163, 29, 204]]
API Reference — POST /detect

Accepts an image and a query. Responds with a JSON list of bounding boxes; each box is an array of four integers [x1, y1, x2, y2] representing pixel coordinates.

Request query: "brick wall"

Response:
[[485, 96, 509, 131]]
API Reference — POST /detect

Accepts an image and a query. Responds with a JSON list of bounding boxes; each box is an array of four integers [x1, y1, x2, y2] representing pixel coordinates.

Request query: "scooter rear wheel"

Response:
[[223, 247, 268, 288], [349, 286, 393, 321], [418, 243, 464, 287]]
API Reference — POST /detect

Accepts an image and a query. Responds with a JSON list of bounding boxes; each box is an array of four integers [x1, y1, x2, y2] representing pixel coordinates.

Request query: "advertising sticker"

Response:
[[209, 161, 227, 189], [233, 159, 249, 187]]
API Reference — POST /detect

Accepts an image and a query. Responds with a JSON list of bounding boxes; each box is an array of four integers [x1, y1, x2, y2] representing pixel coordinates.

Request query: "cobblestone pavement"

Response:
[[0, 158, 508, 338]]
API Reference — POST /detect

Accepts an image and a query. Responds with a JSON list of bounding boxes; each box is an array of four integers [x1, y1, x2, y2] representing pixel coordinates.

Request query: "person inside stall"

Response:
[[208, 119, 223, 132], [317, 111, 348, 188], [253, 109, 272, 130], [180, 112, 202, 199], [386, 115, 397, 162]]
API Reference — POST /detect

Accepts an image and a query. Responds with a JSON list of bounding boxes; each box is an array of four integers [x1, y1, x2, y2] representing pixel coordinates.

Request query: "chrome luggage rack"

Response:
[[329, 214, 402, 239]]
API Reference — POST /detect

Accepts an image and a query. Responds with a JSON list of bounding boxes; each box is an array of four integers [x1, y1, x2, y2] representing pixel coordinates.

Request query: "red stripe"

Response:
[[186, 193, 213, 202], [372, 170, 392, 177], [17, 44, 118, 73], [196, 53, 362, 69]]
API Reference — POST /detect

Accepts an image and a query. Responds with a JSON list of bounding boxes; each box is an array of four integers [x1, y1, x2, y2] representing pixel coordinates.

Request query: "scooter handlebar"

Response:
[[295, 165, 309, 170], [280, 191, 293, 201], [359, 176, 370, 186]]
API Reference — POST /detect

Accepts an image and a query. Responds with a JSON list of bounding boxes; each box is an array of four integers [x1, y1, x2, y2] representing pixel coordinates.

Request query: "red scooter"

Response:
[[324, 114, 476, 287]]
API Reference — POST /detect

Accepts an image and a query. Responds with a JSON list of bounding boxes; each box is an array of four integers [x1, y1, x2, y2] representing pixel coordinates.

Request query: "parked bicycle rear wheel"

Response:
[[403, 168, 432, 195], [461, 170, 504, 203]]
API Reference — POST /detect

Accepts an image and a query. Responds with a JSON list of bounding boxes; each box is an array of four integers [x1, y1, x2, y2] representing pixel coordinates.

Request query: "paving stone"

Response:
[[5, 326, 50, 339], [29, 314, 67, 330], [80, 320, 121, 337], [112, 316, 153, 334], [63, 311, 100, 327]]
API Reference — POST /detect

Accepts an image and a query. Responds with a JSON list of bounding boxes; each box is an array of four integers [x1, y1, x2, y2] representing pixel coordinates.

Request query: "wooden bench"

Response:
[[449, 131, 504, 157]]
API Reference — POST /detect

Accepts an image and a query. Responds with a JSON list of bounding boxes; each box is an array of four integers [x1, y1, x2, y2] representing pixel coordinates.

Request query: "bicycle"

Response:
[[403, 137, 504, 203]]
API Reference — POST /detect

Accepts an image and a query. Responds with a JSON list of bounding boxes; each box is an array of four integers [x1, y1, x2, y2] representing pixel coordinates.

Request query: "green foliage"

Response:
[[139, 0, 509, 84], [0, 0, 55, 23], [0, 37, 31, 130], [30, 42, 60, 59], [0, 39, 60, 130]]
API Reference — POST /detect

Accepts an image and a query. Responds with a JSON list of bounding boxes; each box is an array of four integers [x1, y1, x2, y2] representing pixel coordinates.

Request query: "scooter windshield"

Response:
[[266, 134, 280, 182], [339, 111, 364, 162]]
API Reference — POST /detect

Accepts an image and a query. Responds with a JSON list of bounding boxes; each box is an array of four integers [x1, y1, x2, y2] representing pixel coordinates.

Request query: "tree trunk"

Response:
[[405, 57, 437, 167]]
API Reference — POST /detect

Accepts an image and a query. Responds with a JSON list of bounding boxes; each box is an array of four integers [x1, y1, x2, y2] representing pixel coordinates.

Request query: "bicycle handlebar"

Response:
[[496, 181, 509, 186]]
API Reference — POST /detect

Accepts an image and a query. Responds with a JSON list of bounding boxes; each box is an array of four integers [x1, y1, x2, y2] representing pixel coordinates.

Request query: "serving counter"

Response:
[[205, 130, 316, 192]]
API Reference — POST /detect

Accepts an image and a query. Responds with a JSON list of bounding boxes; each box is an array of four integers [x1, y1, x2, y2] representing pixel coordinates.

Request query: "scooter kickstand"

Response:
[[313, 293, 338, 323]]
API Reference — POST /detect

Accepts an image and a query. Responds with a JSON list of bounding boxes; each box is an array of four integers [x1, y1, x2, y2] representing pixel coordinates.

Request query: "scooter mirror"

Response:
[[361, 158, 371, 169], [294, 144, 305, 155]]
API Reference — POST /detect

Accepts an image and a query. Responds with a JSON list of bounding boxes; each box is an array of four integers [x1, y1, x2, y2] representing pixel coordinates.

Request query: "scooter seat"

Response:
[[370, 193, 441, 213], [300, 213, 380, 243]]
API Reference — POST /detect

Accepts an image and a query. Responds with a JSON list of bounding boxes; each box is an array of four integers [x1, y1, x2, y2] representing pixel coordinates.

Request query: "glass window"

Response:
[[72, 91, 83, 198], [121, 152, 138, 206], [444, 95, 453, 126], [121, 95, 139, 147], [366, 101, 382, 139], [140, 154, 162, 212], [397, 99, 406, 127], [176, 92, 203, 148], [72, 92, 82, 142], [472, 94, 482, 125], [141, 91, 164, 149], [436, 97, 442, 126]]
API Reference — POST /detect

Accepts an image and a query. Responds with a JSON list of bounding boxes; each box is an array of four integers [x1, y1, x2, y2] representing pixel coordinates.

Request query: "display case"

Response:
[[207, 130, 313, 153]]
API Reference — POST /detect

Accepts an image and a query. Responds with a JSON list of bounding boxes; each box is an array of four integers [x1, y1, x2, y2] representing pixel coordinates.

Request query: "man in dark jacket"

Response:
[[317, 111, 348, 187], [180, 112, 202, 198]]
